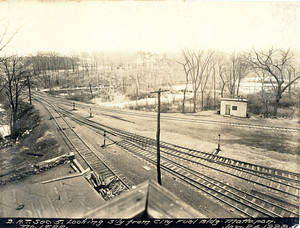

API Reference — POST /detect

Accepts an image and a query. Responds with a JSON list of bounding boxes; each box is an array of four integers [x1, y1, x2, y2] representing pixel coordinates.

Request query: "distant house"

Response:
[[220, 98, 248, 118]]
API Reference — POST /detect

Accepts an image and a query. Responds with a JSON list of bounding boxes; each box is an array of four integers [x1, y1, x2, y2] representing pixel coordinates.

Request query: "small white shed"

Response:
[[220, 98, 248, 118]]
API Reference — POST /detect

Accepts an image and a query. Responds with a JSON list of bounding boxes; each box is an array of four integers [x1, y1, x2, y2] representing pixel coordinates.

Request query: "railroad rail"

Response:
[[54, 111, 299, 218], [37, 97, 131, 199], [34, 91, 299, 132], [115, 139, 298, 218], [109, 132, 299, 197], [62, 107, 299, 184], [33, 93, 299, 217]]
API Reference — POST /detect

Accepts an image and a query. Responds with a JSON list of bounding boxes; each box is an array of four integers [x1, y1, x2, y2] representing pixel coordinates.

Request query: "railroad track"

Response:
[[34, 91, 299, 132], [100, 128, 299, 216], [37, 97, 131, 199], [33, 93, 299, 217], [115, 139, 298, 218], [95, 126, 299, 185], [115, 133, 299, 196], [35, 99, 299, 218]]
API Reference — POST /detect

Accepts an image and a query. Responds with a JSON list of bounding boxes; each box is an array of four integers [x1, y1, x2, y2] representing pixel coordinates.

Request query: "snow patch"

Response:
[[36, 130, 55, 144], [0, 125, 10, 138], [0, 103, 4, 112]]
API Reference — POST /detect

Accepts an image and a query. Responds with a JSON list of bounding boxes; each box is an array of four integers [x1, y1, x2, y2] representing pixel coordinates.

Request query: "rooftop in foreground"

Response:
[[0, 158, 204, 218], [0, 167, 105, 218]]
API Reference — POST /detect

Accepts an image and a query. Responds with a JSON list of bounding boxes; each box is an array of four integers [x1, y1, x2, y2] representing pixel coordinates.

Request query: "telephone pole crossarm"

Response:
[[150, 90, 169, 94]]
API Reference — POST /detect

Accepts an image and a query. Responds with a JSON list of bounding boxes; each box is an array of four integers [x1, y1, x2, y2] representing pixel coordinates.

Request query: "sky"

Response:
[[0, 1, 299, 56]]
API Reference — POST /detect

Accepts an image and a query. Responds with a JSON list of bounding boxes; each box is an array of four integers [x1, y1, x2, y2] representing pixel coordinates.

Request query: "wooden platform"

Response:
[[85, 179, 205, 218], [0, 171, 105, 218], [0, 160, 205, 218]]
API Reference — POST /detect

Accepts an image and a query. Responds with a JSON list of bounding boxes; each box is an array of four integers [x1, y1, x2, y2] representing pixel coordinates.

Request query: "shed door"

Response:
[[225, 104, 230, 115]]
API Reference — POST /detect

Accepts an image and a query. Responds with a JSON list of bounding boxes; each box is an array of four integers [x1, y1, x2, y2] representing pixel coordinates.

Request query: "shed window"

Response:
[[232, 106, 237, 111]]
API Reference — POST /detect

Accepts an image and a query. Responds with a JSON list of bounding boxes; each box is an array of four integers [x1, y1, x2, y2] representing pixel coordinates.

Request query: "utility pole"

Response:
[[150, 88, 169, 185]]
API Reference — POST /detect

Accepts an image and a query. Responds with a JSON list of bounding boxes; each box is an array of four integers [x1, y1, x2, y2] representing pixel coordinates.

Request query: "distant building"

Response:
[[220, 98, 248, 117]]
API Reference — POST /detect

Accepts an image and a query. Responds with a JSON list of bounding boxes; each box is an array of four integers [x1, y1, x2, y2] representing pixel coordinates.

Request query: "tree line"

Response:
[[1, 27, 300, 139], [23, 49, 300, 115]]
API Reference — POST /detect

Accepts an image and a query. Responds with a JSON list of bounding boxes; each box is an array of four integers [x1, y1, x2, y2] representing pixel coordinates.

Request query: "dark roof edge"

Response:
[[220, 98, 248, 102]]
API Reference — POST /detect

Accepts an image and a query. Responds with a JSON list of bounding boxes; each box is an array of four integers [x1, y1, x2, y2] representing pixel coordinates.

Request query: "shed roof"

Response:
[[220, 98, 248, 102]]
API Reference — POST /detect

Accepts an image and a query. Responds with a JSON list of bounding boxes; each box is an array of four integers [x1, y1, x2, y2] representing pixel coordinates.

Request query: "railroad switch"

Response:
[[101, 131, 106, 148], [214, 134, 221, 154], [89, 108, 93, 118]]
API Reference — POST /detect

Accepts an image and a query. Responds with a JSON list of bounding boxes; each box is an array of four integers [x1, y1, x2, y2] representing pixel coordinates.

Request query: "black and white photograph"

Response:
[[0, 0, 299, 227]]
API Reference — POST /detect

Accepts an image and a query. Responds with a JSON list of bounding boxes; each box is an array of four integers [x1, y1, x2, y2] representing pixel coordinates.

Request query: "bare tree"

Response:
[[199, 55, 215, 110], [253, 69, 268, 98], [161, 54, 180, 92], [69, 51, 79, 72], [248, 48, 300, 116], [236, 58, 251, 97], [216, 58, 227, 98], [287, 65, 296, 100], [130, 63, 147, 105], [180, 48, 215, 112], [227, 51, 250, 98], [0, 23, 22, 58], [0, 56, 33, 138], [177, 58, 191, 113]]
